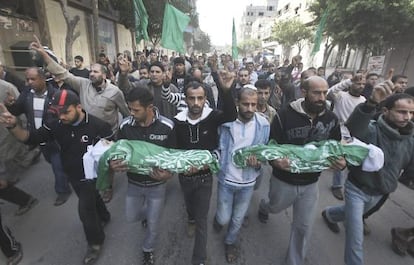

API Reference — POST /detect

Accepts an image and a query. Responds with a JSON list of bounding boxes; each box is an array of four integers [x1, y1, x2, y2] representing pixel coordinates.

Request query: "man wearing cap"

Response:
[[213, 86, 269, 263], [3, 67, 72, 206], [0, 89, 112, 265]]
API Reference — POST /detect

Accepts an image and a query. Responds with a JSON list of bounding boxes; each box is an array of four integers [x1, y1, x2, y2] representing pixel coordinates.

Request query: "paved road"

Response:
[[1, 158, 413, 265]]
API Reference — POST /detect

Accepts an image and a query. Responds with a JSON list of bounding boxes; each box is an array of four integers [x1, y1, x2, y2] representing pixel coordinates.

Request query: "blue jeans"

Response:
[[215, 182, 254, 245], [41, 145, 70, 194], [125, 183, 166, 252], [325, 180, 382, 265], [260, 177, 319, 265]]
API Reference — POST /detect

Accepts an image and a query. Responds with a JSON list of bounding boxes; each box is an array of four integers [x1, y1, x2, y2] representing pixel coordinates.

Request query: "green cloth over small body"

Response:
[[97, 140, 219, 190], [232, 140, 369, 173]]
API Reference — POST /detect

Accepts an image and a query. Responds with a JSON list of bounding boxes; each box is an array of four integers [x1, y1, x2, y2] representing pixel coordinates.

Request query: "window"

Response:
[[277, 10, 282, 16], [295, 7, 299, 15], [268, 6, 273, 11], [284, 4, 290, 12], [258, 12, 264, 16]]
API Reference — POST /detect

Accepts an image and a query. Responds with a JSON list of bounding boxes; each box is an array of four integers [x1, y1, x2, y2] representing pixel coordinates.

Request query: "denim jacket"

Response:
[[217, 113, 270, 186]]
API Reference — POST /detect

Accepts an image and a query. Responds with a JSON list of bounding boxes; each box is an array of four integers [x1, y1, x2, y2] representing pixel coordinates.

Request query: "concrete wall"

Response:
[[44, 0, 91, 68], [385, 43, 414, 86], [116, 24, 133, 57]]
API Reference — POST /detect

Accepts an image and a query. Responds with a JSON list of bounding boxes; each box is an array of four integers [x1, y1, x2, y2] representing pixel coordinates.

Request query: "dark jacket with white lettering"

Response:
[[25, 112, 113, 181], [270, 98, 341, 185], [117, 109, 176, 186]]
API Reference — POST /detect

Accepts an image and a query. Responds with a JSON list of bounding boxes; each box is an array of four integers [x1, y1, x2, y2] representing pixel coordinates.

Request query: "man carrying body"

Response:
[[258, 76, 345, 265], [322, 87, 414, 265], [213, 86, 269, 263], [110, 87, 175, 265], [173, 73, 237, 265]]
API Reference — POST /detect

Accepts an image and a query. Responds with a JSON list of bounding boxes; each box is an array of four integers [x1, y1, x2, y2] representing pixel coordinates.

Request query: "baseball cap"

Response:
[[50, 89, 80, 114]]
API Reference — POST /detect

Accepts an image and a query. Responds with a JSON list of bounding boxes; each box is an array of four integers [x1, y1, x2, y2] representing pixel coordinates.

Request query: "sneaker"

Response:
[[322, 210, 340, 233], [101, 188, 113, 203], [7, 242, 23, 265], [15, 197, 38, 216], [331, 187, 344, 200], [142, 251, 155, 265], [363, 220, 371, 236], [213, 217, 223, 233], [258, 209, 268, 224], [187, 220, 196, 238], [54, 192, 71, 206], [83, 244, 101, 265]]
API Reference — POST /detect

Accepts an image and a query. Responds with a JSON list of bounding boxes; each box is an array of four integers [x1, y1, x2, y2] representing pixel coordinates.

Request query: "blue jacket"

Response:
[[217, 113, 270, 186]]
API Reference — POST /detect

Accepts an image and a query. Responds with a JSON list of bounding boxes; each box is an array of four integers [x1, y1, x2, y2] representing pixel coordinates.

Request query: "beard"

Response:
[[303, 99, 326, 114]]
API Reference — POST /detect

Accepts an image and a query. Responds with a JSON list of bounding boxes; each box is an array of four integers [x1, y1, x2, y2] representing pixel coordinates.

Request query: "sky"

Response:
[[197, 0, 267, 47]]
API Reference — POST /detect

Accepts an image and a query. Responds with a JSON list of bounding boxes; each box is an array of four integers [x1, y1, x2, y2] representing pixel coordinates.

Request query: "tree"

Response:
[[238, 39, 262, 57], [310, 0, 414, 56], [58, 0, 80, 65], [270, 18, 312, 58], [193, 31, 211, 54]]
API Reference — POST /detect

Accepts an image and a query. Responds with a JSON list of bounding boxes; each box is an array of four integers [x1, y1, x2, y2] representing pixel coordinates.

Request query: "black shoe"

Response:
[[7, 242, 23, 265], [142, 251, 155, 265], [331, 187, 344, 201], [83, 244, 101, 265], [213, 217, 223, 233], [142, 219, 148, 228], [54, 192, 71, 206], [322, 210, 340, 233], [15, 197, 38, 216], [258, 209, 268, 224]]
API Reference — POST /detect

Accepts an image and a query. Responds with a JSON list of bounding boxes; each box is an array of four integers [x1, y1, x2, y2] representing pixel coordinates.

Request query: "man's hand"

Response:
[[270, 157, 290, 171], [4, 90, 16, 106], [0, 103, 17, 128], [118, 57, 131, 75], [163, 68, 172, 84], [218, 70, 235, 92], [370, 68, 394, 104], [29, 35, 49, 61], [328, 156, 347, 171], [109, 159, 128, 173], [246, 155, 261, 169], [150, 168, 173, 181]]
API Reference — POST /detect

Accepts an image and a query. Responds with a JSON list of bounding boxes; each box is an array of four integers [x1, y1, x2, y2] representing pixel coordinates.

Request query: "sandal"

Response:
[[391, 228, 408, 256], [225, 244, 238, 263]]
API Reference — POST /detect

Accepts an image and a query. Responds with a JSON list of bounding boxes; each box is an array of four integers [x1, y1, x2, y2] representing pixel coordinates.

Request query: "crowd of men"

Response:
[[0, 35, 413, 265]]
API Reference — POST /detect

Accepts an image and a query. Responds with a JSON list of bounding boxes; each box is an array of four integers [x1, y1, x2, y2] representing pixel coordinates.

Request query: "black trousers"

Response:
[[179, 173, 212, 265], [0, 184, 32, 207], [0, 212, 19, 258], [70, 179, 110, 246]]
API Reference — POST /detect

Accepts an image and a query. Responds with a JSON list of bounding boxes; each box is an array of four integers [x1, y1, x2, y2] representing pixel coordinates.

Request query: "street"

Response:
[[1, 158, 413, 265]]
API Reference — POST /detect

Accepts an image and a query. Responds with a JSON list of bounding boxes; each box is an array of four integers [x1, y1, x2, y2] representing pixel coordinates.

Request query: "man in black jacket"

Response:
[[258, 76, 345, 265], [110, 87, 175, 265], [5, 67, 71, 206], [173, 70, 237, 265], [0, 90, 112, 265]]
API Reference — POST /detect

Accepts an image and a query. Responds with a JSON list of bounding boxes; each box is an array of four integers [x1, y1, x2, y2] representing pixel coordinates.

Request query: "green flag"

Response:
[[161, 3, 190, 53], [133, 0, 149, 43], [232, 18, 238, 59], [311, 9, 329, 56]]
